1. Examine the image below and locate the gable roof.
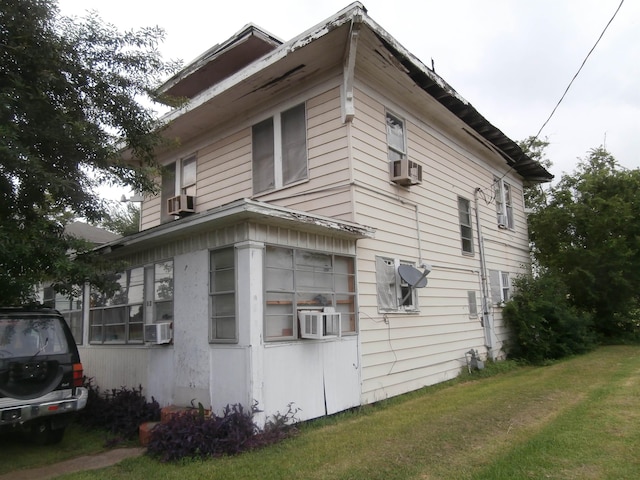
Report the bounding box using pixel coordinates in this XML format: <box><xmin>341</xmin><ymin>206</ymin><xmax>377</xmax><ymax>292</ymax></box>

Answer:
<box><xmin>158</xmin><ymin>2</ymin><xmax>552</xmax><ymax>183</ymax></box>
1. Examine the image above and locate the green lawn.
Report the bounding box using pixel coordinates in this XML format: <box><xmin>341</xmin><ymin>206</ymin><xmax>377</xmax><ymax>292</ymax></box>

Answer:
<box><xmin>5</xmin><ymin>345</ymin><xmax>640</xmax><ymax>479</ymax></box>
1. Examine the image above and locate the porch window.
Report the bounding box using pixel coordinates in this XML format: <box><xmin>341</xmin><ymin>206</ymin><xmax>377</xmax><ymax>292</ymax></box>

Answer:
<box><xmin>210</xmin><ymin>247</ymin><xmax>236</xmax><ymax>342</ymax></box>
<box><xmin>458</xmin><ymin>196</ymin><xmax>474</xmax><ymax>254</ymax></box>
<box><xmin>90</xmin><ymin>267</ymin><xmax>144</xmax><ymax>344</ymax></box>
<box><xmin>152</xmin><ymin>261</ymin><xmax>174</xmax><ymax>322</ymax></box>
<box><xmin>375</xmin><ymin>256</ymin><xmax>419</xmax><ymax>312</ymax></box>
<box><xmin>264</xmin><ymin>246</ymin><xmax>356</xmax><ymax>341</ymax></box>
<box><xmin>252</xmin><ymin>103</ymin><xmax>307</xmax><ymax>194</ymax></box>
<box><xmin>41</xmin><ymin>286</ymin><xmax>84</xmax><ymax>344</ymax></box>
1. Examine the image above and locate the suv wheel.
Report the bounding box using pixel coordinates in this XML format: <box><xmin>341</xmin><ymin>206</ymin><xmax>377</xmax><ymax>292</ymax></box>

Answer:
<box><xmin>30</xmin><ymin>419</ymin><xmax>65</xmax><ymax>445</ymax></box>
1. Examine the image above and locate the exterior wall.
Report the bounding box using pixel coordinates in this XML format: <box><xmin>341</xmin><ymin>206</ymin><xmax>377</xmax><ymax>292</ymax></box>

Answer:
<box><xmin>350</xmin><ymin>83</ymin><xmax>531</xmax><ymax>404</ymax></box>
<box><xmin>140</xmin><ymin>80</ymin><xmax>354</xmax><ymax>230</ymax></box>
<box><xmin>79</xmin><ymin>222</ymin><xmax>360</xmax><ymax>424</ymax></box>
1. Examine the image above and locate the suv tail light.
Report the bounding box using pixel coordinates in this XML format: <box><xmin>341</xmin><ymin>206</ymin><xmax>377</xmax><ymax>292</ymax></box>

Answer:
<box><xmin>72</xmin><ymin>363</ymin><xmax>84</xmax><ymax>388</ymax></box>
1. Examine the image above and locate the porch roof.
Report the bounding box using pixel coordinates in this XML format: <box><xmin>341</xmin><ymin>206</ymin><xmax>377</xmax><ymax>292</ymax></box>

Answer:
<box><xmin>95</xmin><ymin>198</ymin><xmax>375</xmax><ymax>254</ymax></box>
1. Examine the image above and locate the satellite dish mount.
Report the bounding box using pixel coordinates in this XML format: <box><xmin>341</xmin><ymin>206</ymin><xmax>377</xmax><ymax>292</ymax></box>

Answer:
<box><xmin>398</xmin><ymin>263</ymin><xmax>431</xmax><ymax>304</ymax></box>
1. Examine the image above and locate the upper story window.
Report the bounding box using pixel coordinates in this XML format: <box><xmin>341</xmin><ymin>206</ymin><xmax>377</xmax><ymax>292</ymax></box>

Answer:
<box><xmin>458</xmin><ymin>196</ymin><xmax>474</xmax><ymax>254</ymax></box>
<box><xmin>252</xmin><ymin>103</ymin><xmax>307</xmax><ymax>194</ymax></box>
<box><xmin>494</xmin><ymin>177</ymin><xmax>514</xmax><ymax>229</ymax></box>
<box><xmin>375</xmin><ymin>256</ymin><xmax>419</xmax><ymax>313</ymax></box>
<box><xmin>264</xmin><ymin>246</ymin><xmax>356</xmax><ymax>341</ymax></box>
<box><xmin>386</xmin><ymin>112</ymin><xmax>406</xmax><ymax>161</ymax></box>
<box><xmin>161</xmin><ymin>156</ymin><xmax>197</xmax><ymax>223</ymax></box>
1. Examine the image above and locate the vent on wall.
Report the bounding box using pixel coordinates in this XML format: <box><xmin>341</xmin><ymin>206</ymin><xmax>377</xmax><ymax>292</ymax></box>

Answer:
<box><xmin>167</xmin><ymin>194</ymin><xmax>195</xmax><ymax>216</ymax></box>
<box><xmin>390</xmin><ymin>159</ymin><xmax>422</xmax><ymax>186</ymax></box>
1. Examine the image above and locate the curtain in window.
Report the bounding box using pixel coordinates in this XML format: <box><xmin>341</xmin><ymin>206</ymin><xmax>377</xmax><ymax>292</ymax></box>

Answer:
<box><xmin>376</xmin><ymin>257</ymin><xmax>397</xmax><ymax>310</ymax></box>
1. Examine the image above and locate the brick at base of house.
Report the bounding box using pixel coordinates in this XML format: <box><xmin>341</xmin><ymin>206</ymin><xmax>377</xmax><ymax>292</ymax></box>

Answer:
<box><xmin>139</xmin><ymin>421</ymin><xmax>160</xmax><ymax>447</ymax></box>
<box><xmin>139</xmin><ymin>405</ymin><xmax>213</xmax><ymax>446</ymax></box>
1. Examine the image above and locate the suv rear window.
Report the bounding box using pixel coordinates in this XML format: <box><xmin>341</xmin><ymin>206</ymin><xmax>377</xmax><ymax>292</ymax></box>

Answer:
<box><xmin>0</xmin><ymin>317</ymin><xmax>70</xmax><ymax>358</ymax></box>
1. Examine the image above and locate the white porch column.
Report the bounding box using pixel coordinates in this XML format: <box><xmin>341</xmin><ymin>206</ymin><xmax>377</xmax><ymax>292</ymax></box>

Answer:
<box><xmin>235</xmin><ymin>240</ymin><xmax>266</xmax><ymax>424</ymax></box>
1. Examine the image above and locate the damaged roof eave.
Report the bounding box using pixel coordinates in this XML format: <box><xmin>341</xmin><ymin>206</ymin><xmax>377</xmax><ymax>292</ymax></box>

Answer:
<box><xmin>94</xmin><ymin>198</ymin><xmax>375</xmax><ymax>255</ymax></box>
<box><xmin>158</xmin><ymin>2</ymin><xmax>368</xmax><ymax>128</ymax></box>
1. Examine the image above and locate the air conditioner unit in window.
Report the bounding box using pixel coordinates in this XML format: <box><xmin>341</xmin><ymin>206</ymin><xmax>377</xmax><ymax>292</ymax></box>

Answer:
<box><xmin>144</xmin><ymin>322</ymin><xmax>173</xmax><ymax>344</ymax></box>
<box><xmin>167</xmin><ymin>194</ymin><xmax>195</xmax><ymax>216</ymax></box>
<box><xmin>497</xmin><ymin>214</ymin><xmax>508</xmax><ymax>229</ymax></box>
<box><xmin>298</xmin><ymin>309</ymin><xmax>341</xmax><ymax>339</ymax></box>
<box><xmin>390</xmin><ymin>159</ymin><xmax>422</xmax><ymax>186</ymax></box>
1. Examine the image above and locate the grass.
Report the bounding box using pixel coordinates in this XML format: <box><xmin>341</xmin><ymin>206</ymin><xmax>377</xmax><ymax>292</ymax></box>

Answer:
<box><xmin>0</xmin><ymin>424</ymin><xmax>122</xmax><ymax>475</ymax></box>
<box><xmin>4</xmin><ymin>345</ymin><xmax>640</xmax><ymax>479</ymax></box>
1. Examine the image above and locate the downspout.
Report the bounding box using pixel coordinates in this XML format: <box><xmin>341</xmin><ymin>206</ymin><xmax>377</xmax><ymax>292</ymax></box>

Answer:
<box><xmin>474</xmin><ymin>188</ymin><xmax>496</xmax><ymax>359</ymax></box>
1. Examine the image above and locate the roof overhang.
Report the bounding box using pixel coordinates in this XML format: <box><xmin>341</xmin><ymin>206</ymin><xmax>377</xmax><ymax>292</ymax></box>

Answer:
<box><xmin>95</xmin><ymin>198</ymin><xmax>375</xmax><ymax>255</ymax></box>
<box><xmin>155</xmin><ymin>1</ymin><xmax>552</xmax><ymax>183</ymax></box>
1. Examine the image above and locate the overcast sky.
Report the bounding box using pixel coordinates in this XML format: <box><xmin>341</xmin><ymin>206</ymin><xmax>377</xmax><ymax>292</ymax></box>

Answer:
<box><xmin>58</xmin><ymin>0</ymin><xmax>638</xmax><ymax>199</ymax></box>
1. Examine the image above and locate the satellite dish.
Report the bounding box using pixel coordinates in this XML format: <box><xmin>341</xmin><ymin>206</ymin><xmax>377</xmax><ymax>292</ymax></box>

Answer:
<box><xmin>398</xmin><ymin>264</ymin><xmax>430</xmax><ymax>288</ymax></box>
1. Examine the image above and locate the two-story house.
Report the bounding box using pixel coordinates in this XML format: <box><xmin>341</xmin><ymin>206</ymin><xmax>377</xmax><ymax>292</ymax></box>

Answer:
<box><xmin>58</xmin><ymin>2</ymin><xmax>551</xmax><ymax>424</ymax></box>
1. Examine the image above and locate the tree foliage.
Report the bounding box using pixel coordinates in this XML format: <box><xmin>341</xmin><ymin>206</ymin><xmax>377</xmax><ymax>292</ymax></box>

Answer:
<box><xmin>100</xmin><ymin>202</ymin><xmax>140</xmax><ymax>237</ymax></box>
<box><xmin>528</xmin><ymin>146</ymin><xmax>640</xmax><ymax>340</ymax></box>
<box><xmin>0</xmin><ymin>0</ymin><xmax>180</xmax><ymax>304</ymax></box>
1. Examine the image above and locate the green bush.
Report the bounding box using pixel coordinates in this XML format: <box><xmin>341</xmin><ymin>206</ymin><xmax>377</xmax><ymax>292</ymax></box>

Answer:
<box><xmin>503</xmin><ymin>273</ymin><xmax>596</xmax><ymax>364</ymax></box>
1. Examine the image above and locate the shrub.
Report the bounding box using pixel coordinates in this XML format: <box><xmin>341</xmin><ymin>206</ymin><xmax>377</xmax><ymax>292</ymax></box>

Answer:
<box><xmin>503</xmin><ymin>273</ymin><xmax>596</xmax><ymax>364</ymax></box>
<box><xmin>75</xmin><ymin>377</ymin><xmax>160</xmax><ymax>442</ymax></box>
<box><xmin>147</xmin><ymin>401</ymin><xmax>299</xmax><ymax>462</ymax></box>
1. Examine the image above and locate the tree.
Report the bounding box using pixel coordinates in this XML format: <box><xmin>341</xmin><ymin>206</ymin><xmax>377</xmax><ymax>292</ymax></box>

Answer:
<box><xmin>528</xmin><ymin>146</ymin><xmax>640</xmax><ymax>339</ymax></box>
<box><xmin>100</xmin><ymin>202</ymin><xmax>141</xmax><ymax>237</ymax></box>
<box><xmin>0</xmin><ymin>0</ymin><xmax>180</xmax><ymax>304</ymax></box>
<box><xmin>518</xmin><ymin>136</ymin><xmax>552</xmax><ymax>212</ymax></box>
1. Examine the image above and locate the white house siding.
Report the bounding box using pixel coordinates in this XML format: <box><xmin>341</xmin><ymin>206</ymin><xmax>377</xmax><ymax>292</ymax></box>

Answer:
<box><xmin>350</xmin><ymin>83</ymin><xmax>532</xmax><ymax>405</ymax></box>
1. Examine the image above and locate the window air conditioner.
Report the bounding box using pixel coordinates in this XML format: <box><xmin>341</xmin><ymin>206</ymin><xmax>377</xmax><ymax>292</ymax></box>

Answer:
<box><xmin>144</xmin><ymin>322</ymin><xmax>173</xmax><ymax>344</ymax></box>
<box><xmin>497</xmin><ymin>214</ymin><xmax>508</xmax><ymax>229</ymax></box>
<box><xmin>298</xmin><ymin>309</ymin><xmax>341</xmax><ymax>339</ymax></box>
<box><xmin>390</xmin><ymin>159</ymin><xmax>422</xmax><ymax>186</ymax></box>
<box><xmin>167</xmin><ymin>194</ymin><xmax>195</xmax><ymax>216</ymax></box>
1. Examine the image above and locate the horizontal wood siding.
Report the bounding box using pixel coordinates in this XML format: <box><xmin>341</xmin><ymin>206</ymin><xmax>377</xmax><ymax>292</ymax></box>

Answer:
<box><xmin>351</xmin><ymin>84</ymin><xmax>531</xmax><ymax>404</ymax></box>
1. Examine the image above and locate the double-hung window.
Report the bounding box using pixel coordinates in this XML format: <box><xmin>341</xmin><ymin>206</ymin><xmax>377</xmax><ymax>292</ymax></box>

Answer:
<box><xmin>161</xmin><ymin>155</ymin><xmax>197</xmax><ymax>223</ymax></box>
<box><xmin>375</xmin><ymin>256</ymin><xmax>419</xmax><ymax>312</ymax></box>
<box><xmin>252</xmin><ymin>103</ymin><xmax>307</xmax><ymax>194</ymax></box>
<box><xmin>210</xmin><ymin>247</ymin><xmax>236</xmax><ymax>342</ymax></box>
<box><xmin>490</xmin><ymin>270</ymin><xmax>511</xmax><ymax>305</ymax></box>
<box><xmin>151</xmin><ymin>261</ymin><xmax>174</xmax><ymax>322</ymax></box>
<box><xmin>494</xmin><ymin>178</ymin><xmax>514</xmax><ymax>229</ymax></box>
<box><xmin>386</xmin><ymin>112</ymin><xmax>406</xmax><ymax>161</ymax></box>
<box><xmin>264</xmin><ymin>246</ymin><xmax>356</xmax><ymax>340</ymax></box>
<box><xmin>458</xmin><ymin>196</ymin><xmax>474</xmax><ymax>254</ymax></box>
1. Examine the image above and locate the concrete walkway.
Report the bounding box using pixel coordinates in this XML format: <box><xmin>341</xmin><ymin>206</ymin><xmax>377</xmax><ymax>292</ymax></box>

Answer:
<box><xmin>0</xmin><ymin>447</ymin><xmax>146</xmax><ymax>480</ymax></box>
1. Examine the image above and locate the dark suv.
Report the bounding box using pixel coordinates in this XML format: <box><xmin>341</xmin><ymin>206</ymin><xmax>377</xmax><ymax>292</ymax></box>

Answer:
<box><xmin>0</xmin><ymin>307</ymin><xmax>88</xmax><ymax>444</ymax></box>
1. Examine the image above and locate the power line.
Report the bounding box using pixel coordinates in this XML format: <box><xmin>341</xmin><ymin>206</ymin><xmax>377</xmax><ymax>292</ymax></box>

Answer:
<box><xmin>481</xmin><ymin>0</ymin><xmax>625</xmax><ymax>200</ymax></box>
<box><xmin>533</xmin><ymin>0</ymin><xmax>625</xmax><ymax>141</ymax></box>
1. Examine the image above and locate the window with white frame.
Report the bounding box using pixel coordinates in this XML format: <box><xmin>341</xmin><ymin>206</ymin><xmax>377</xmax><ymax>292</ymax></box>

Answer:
<box><xmin>386</xmin><ymin>112</ymin><xmax>406</xmax><ymax>161</ymax></box>
<box><xmin>494</xmin><ymin>177</ymin><xmax>514</xmax><ymax>229</ymax></box>
<box><xmin>375</xmin><ymin>256</ymin><xmax>419</xmax><ymax>312</ymax></box>
<box><xmin>467</xmin><ymin>291</ymin><xmax>478</xmax><ymax>318</ymax></box>
<box><xmin>160</xmin><ymin>156</ymin><xmax>197</xmax><ymax>223</ymax></box>
<box><xmin>489</xmin><ymin>270</ymin><xmax>511</xmax><ymax>305</ymax></box>
<box><xmin>40</xmin><ymin>286</ymin><xmax>84</xmax><ymax>344</ymax></box>
<box><xmin>90</xmin><ymin>260</ymin><xmax>174</xmax><ymax>344</ymax></box>
<box><xmin>458</xmin><ymin>196</ymin><xmax>474</xmax><ymax>254</ymax></box>
<box><xmin>90</xmin><ymin>267</ymin><xmax>145</xmax><ymax>344</ymax></box>
<box><xmin>151</xmin><ymin>261</ymin><xmax>174</xmax><ymax>322</ymax></box>
<box><xmin>252</xmin><ymin>103</ymin><xmax>307</xmax><ymax>194</ymax></box>
<box><xmin>210</xmin><ymin>247</ymin><xmax>236</xmax><ymax>342</ymax></box>
<box><xmin>264</xmin><ymin>246</ymin><xmax>356</xmax><ymax>341</ymax></box>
